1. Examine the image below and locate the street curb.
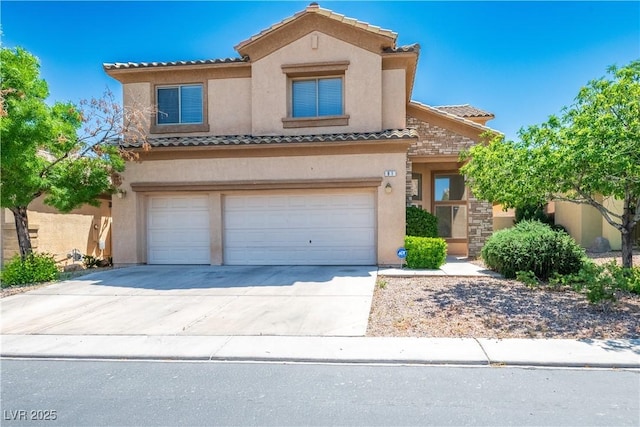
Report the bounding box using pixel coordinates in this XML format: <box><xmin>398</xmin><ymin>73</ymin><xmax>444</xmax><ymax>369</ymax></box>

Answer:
<box><xmin>2</xmin><ymin>335</ymin><xmax>639</xmax><ymax>368</ymax></box>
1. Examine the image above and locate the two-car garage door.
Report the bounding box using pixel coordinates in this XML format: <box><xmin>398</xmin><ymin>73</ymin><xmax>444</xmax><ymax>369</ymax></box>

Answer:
<box><xmin>224</xmin><ymin>193</ymin><xmax>375</xmax><ymax>265</ymax></box>
<box><xmin>147</xmin><ymin>192</ymin><xmax>375</xmax><ymax>265</ymax></box>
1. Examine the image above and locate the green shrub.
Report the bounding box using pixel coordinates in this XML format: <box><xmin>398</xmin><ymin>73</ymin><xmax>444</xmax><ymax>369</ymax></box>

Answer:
<box><xmin>515</xmin><ymin>203</ymin><xmax>550</xmax><ymax>224</ymax></box>
<box><xmin>549</xmin><ymin>261</ymin><xmax>640</xmax><ymax>304</ymax></box>
<box><xmin>406</xmin><ymin>206</ymin><xmax>438</xmax><ymax>238</ymax></box>
<box><xmin>516</xmin><ymin>270</ymin><xmax>539</xmax><ymax>288</ymax></box>
<box><xmin>481</xmin><ymin>220</ymin><xmax>585</xmax><ymax>281</ymax></box>
<box><xmin>1</xmin><ymin>253</ymin><xmax>59</xmax><ymax>287</ymax></box>
<box><xmin>623</xmin><ymin>267</ymin><xmax>640</xmax><ymax>294</ymax></box>
<box><xmin>515</xmin><ymin>203</ymin><xmax>571</xmax><ymax>232</ymax></box>
<box><xmin>404</xmin><ymin>236</ymin><xmax>447</xmax><ymax>269</ymax></box>
<box><xmin>597</xmin><ymin>261</ymin><xmax>640</xmax><ymax>295</ymax></box>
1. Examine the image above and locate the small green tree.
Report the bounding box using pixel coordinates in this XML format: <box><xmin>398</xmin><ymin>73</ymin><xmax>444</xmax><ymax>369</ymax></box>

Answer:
<box><xmin>0</xmin><ymin>47</ymin><xmax>150</xmax><ymax>259</ymax></box>
<box><xmin>406</xmin><ymin>206</ymin><xmax>438</xmax><ymax>237</ymax></box>
<box><xmin>461</xmin><ymin>60</ymin><xmax>640</xmax><ymax>268</ymax></box>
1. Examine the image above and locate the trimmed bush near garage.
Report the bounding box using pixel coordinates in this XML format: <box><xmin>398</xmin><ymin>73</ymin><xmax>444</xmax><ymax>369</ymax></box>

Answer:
<box><xmin>406</xmin><ymin>206</ymin><xmax>438</xmax><ymax>238</ymax></box>
<box><xmin>1</xmin><ymin>253</ymin><xmax>59</xmax><ymax>287</ymax></box>
<box><xmin>404</xmin><ymin>236</ymin><xmax>447</xmax><ymax>269</ymax></box>
<box><xmin>482</xmin><ymin>220</ymin><xmax>585</xmax><ymax>281</ymax></box>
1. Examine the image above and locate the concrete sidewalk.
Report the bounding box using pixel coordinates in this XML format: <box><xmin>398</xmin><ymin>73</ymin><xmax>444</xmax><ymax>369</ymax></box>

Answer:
<box><xmin>2</xmin><ymin>335</ymin><xmax>638</xmax><ymax>368</ymax></box>
<box><xmin>379</xmin><ymin>257</ymin><xmax>502</xmax><ymax>277</ymax></box>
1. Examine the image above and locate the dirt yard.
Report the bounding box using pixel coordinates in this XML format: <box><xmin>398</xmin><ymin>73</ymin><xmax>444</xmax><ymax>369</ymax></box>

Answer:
<box><xmin>367</xmin><ymin>251</ymin><xmax>640</xmax><ymax>339</ymax></box>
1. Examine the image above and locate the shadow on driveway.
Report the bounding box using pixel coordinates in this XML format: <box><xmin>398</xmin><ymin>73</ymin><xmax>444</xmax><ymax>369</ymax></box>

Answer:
<box><xmin>1</xmin><ymin>265</ymin><xmax>377</xmax><ymax>336</ymax></box>
<box><xmin>75</xmin><ymin>265</ymin><xmax>375</xmax><ymax>290</ymax></box>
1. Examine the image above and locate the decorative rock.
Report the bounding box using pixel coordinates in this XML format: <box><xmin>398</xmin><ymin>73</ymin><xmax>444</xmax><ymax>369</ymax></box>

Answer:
<box><xmin>96</xmin><ymin>259</ymin><xmax>111</xmax><ymax>268</ymax></box>
<box><xmin>589</xmin><ymin>237</ymin><xmax>611</xmax><ymax>253</ymax></box>
<box><xmin>63</xmin><ymin>263</ymin><xmax>85</xmax><ymax>272</ymax></box>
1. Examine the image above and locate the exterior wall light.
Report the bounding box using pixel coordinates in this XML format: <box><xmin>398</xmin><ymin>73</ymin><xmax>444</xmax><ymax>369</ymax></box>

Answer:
<box><xmin>385</xmin><ymin>182</ymin><xmax>392</xmax><ymax>194</ymax></box>
<box><xmin>116</xmin><ymin>189</ymin><xmax>127</xmax><ymax>199</ymax></box>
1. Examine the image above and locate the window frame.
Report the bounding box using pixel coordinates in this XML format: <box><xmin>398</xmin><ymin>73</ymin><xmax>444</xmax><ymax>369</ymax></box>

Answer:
<box><xmin>281</xmin><ymin>61</ymin><xmax>350</xmax><ymax>129</ymax></box>
<box><xmin>411</xmin><ymin>173</ymin><xmax>422</xmax><ymax>201</ymax></box>
<box><xmin>151</xmin><ymin>82</ymin><xmax>209</xmax><ymax>134</ymax></box>
<box><xmin>432</xmin><ymin>171</ymin><xmax>469</xmax><ymax>242</ymax></box>
<box><xmin>290</xmin><ymin>76</ymin><xmax>344</xmax><ymax>119</ymax></box>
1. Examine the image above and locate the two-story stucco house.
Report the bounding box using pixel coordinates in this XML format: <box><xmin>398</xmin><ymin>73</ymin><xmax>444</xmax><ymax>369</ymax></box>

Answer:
<box><xmin>104</xmin><ymin>4</ymin><xmax>496</xmax><ymax>266</ymax></box>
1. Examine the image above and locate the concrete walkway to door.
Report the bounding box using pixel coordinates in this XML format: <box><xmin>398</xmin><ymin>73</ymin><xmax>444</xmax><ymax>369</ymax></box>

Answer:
<box><xmin>0</xmin><ymin>266</ymin><xmax>377</xmax><ymax>337</ymax></box>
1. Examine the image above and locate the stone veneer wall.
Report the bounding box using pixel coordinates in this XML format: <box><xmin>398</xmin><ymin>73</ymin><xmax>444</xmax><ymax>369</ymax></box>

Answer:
<box><xmin>406</xmin><ymin>116</ymin><xmax>478</xmax><ymax>156</ymax></box>
<box><xmin>406</xmin><ymin>114</ymin><xmax>493</xmax><ymax>258</ymax></box>
<box><xmin>467</xmin><ymin>192</ymin><xmax>494</xmax><ymax>257</ymax></box>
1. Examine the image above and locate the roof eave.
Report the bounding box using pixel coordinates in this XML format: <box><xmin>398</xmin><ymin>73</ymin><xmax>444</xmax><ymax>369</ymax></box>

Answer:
<box><xmin>103</xmin><ymin>60</ymin><xmax>249</xmax><ymax>76</ymax></box>
<box><xmin>235</xmin><ymin>5</ymin><xmax>397</xmax><ymax>54</ymax></box>
<box><xmin>408</xmin><ymin>101</ymin><xmax>502</xmax><ymax>139</ymax></box>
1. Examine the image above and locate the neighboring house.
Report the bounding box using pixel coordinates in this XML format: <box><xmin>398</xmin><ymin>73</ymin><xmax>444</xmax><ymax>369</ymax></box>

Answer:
<box><xmin>0</xmin><ymin>196</ymin><xmax>112</xmax><ymax>267</ymax></box>
<box><xmin>555</xmin><ymin>199</ymin><xmax>640</xmax><ymax>251</ymax></box>
<box><xmin>103</xmin><ymin>4</ymin><xmax>496</xmax><ymax>266</ymax></box>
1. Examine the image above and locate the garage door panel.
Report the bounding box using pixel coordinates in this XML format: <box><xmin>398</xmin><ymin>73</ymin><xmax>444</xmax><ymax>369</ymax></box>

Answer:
<box><xmin>150</xmin><ymin>198</ymin><xmax>170</xmax><ymax>208</ymax></box>
<box><xmin>187</xmin><ymin>213</ymin><xmax>210</xmax><ymax>228</ymax></box>
<box><xmin>150</xmin><ymin>248</ymin><xmax>210</xmax><ymax>265</ymax></box>
<box><xmin>149</xmin><ymin>226</ymin><xmax>209</xmax><ymax>240</ymax></box>
<box><xmin>148</xmin><ymin>196</ymin><xmax>211</xmax><ymax>265</ymax></box>
<box><xmin>224</xmin><ymin>193</ymin><xmax>375</xmax><ymax>265</ymax></box>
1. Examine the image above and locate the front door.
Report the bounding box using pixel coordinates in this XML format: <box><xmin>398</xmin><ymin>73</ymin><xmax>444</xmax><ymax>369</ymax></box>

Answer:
<box><xmin>433</xmin><ymin>172</ymin><xmax>468</xmax><ymax>255</ymax></box>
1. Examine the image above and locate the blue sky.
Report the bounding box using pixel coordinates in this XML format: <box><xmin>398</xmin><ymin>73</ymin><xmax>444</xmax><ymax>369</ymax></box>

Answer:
<box><xmin>2</xmin><ymin>1</ymin><xmax>639</xmax><ymax>140</ymax></box>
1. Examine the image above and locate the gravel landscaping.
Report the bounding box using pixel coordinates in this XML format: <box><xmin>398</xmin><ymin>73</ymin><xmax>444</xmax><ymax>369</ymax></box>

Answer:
<box><xmin>3</xmin><ymin>252</ymin><xmax>639</xmax><ymax>340</ymax></box>
<box><xmin>368</xmin><ymin>251</ymin><xmax>640</xmax><ymax>339</ymax></box>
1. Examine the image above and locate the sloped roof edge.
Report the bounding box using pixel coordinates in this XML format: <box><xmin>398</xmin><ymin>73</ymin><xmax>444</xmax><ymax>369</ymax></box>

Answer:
<box><xmin>103</xmin><ymin>57</ymin><xmax>248</xmax><ymax>71</ymax></box>
<box><xmin>435</xmin><ymin>104</ymin><xmax>494</xmax><ymax>118</ymax></box>
<box><xmin>234</xmin><ymin>3</ymin><xmax>397</xmax><ymax>53</ymax></box>
<box><xmin>409</xmin><ymin>101</ymin><xmax>502</xmax><ymax>136</ymax></box>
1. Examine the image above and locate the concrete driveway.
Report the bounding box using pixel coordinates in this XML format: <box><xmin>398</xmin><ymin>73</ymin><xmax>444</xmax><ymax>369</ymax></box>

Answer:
<box><xmin>1</xmin><ymin>265</ymin><xmax>377</xmax><ymax>337</ymax></box>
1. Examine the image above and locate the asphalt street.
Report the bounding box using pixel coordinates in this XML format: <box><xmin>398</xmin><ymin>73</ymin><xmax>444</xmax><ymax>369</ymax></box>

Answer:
<box><xmin>1</xmin><ymin>360</ymin><xmax>638</xmax><ymax>426</ymax></box>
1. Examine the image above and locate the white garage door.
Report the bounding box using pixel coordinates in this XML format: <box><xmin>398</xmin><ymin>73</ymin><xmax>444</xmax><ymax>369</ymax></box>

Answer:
<box><xmin>147</xmin><ymin>196</ymin><xmax>210</xmax><ymax>264</ymax></box>
<box><xmin>224</xmin><ymin>192</ymin><xmax>375</xmax><ymax>265</ymax></box>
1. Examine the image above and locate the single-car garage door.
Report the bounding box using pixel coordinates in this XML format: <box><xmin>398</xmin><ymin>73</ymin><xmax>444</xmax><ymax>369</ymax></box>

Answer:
<box><xmin>147</xmin><ymin>196</ymin><xmax>211</xmax><ymax>264</ymax></box>
<box><xmin>224</xmin><ymin>192</ymin><xmax>375</xmax><ymax>265</ymax></box>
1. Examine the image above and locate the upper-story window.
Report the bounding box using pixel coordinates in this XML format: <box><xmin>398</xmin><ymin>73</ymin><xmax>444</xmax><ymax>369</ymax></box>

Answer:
<box><xmin>281</xmin><ymin>61</ymin><xmax>350</xmax><ymax>129</ymax></box>
<box><xmin>292</xmin><ymin>77</ymin><xmax>343</xmax><ymax>118</ymax></box>
<box><xmin>157</xmin><ymin>84</ymin><xmax>203</xmax><ymax>125</ymax></box>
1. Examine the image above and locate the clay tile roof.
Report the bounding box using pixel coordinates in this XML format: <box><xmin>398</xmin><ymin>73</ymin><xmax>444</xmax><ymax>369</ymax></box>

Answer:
<box><xmin>234</xmin><ymin>3</ymin><xmax>397</xmax><ymax>51</ymax></box>
<box><xmin>409</xmin><ymin>101</ymin><xmax>501</xmax><ymax>135</ymax></box>
<box><xmin>120</xmin><ymin>129</ymin><xmax>418</xmax><ymax>149</ymax></box>
<box><xmin>434</xmin><ymin>104</ymin><xmax>494</xmax><ymax>118</ymax></box>
<box><xmin>103</xmin><ymin>57</ymin><xmax>248</xmax><ymax>70</ymax></box>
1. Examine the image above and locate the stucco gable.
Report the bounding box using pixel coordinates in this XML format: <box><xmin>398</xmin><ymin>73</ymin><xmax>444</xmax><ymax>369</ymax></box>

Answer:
<box><xmin>235</xmin><ymin>3</ymin><xmax>398</xmax><ymax>61</ymax></box>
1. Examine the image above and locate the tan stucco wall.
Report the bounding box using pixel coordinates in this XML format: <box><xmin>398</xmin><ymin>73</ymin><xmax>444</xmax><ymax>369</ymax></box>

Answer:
<box><xmin>113</xmin><ymin>151</ymin><xmax>407</xmax><ymax>266</ymax></box>
<box><xmin>601</xmin><ymin>198</ymin><xmax>623</xmax><ymax>250</ymax></box>
<box><xmin>209</xmin><ymin>77</ymin><xmax>252</xmax><ymax>135</ymax></box>
<box><xmin>2</xmin><ymin>197</ymin><xmax>111</xmax><ymax>266</ymax></box>
<box><xmin>251</xmin><ymin>31</ymin><xmax>383</xmax><ymax>136</ymax></box>
<box><xmin>123</xmin><ymin>82</ymin><xmax>151</xmax><ymax>117</ymax></box>
<box><xmin>493</xmin><ymin>205</ymin><xmax>515</xmax><ymax>231</ymax></box>
<box><xmin>555</xmin><ymin>200</ymin><xmax>602</xmax><ymax>248</ymax></box>
<box><xmin>382</xmin><ymin>69</ymin><xmax>406</xmax><ymax>130</ymax></box>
